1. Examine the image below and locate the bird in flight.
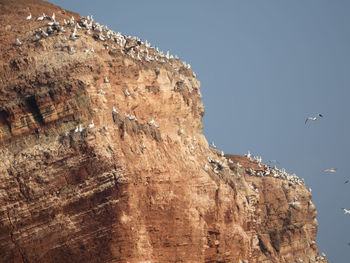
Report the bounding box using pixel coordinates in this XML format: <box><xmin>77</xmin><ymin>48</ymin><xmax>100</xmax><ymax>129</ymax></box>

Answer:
<box><xmin>342</xmin><ymin>208</ymin><xmax>350</xmax><ymax>214</ymax></box>
<box><xmin>324</xmin><ymin>168</ymin><xmax>337</xmax><ymax>173</ymax></box>
<box><xmin>305</xmin><ymin>113</ymin><xmax>323</xmax><ymax>124</ymax></box>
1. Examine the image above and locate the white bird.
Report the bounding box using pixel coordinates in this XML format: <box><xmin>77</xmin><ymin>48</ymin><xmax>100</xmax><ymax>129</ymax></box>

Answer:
<box><xmin>104</xmin><ymin>77</ymin><xmax>109</xmax><ymax>83</ymax></box>
<box><xmin>16</xmin><ymin>38</ymin><xmax>22</xmax><ymax>46</ymax></box>
<box><xmin>246</xmin><ymin>150</ymin><xmax>251</xmax><ymax>159</ymax></box>
<box><xmin>211</xmin><ymin>141</ymin><xmax>216</xmax><ymax>148</ymax></box>
<box><xmin>342</xmin><ymin>208</ymin><xmax>350</xmax><ymax>214</ymax></box>
<box><xmin>90</xmin><ymin>47</ymin><xmax>94</xmax><ymax>53</ymax></box>
<box><xmin>37</xmin><ymin>14</ymin><xmax>45</xmax><ymax>21</ymax></box>
<box><xmin>324</xmin><ymin>168</ymin><xmax>337</xmax><ymax>173</ymax></box>
<box><xmin>41</xmin><ymin>31</ymin><xmax>49</xmax><ymax>38</ymax></box>
<box><xmin>25</xmin><ymin>13</ymin><xmax>32</xmax><ymax>20</ymax></box>
<box><xmin>124</xmin><ymin>89</ymin><xmax>130</xmax><ymax>96</ymax></box>
<box><xmin>88</xmin><ymin>120</ymin><xmax>94</xmax><ymax>129</ymax></box>
<box><xmin>305</xmin><ymin>113</ymin><xmax>323</xmax><ymax>124</ymax></box>
<box><xmin>51</xmin><ymin>13</ymin><xmax>55</xmax><ymax>21</ymax></box>
<box><xmin>70</xmin><ymin>27</ymin><xmax>78</xmax><ymax>40</ymax></box>
<box><xmin>70</xmin><ymin>16</ymin><xmax>75</xmax><ymax>25</ymax></box>
<box><xmin>112</xmin><ymin>106</ymin><xmax>118</xmax><ymax>114</ymax></box>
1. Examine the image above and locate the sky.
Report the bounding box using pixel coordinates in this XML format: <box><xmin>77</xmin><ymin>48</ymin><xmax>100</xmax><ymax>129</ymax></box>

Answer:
<box><xmin>49</xmin><ymin>1</ymin><xmax>350</xmax><ymax>262</ymax></box>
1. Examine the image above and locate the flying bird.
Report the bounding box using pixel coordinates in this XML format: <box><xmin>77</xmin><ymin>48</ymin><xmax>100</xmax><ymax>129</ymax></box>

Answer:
<box><xmin>342</xmin><ymin>208</ymin><xmax>350</xmax><ymax>214</ymax></box>
<box><xmin>344</xmin><ymin>179</ymin><xmax>349</xmax><ymax>184</ymax></box>
<box><xmin>305</xmin><ymin>113</ymin><xmax>323</xmax><ymax>124</ymax></box>
<box><xmin>324</xmin><ymin>168</ymin><xmax>337</xmax><ymax>173</ymax></box>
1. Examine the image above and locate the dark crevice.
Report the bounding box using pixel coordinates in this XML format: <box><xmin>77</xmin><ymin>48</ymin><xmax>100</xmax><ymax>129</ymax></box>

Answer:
<box><xmin>26</xmin><ymin>95</ymin><xmax>43</xmax><ymax>124</ymax></box>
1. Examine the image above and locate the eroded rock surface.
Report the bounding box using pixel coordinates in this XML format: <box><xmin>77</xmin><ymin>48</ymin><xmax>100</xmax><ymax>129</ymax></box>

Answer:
<box><xmin>0</xmin><ymin>1</ymin><xmax>328</xmax><ymax>262</ymax></box>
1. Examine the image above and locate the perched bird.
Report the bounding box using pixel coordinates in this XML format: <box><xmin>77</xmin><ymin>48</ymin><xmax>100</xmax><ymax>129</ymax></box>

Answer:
<box><xmin>36</xmin><ymin>13</ymin><xmax>46</xmax><ymax>21</ymax></box>
<box><xmin>246</xmin><ymin>150</ymin><xmax>251</xmax><ymax>159</ymax></box>
<box><xmin>324</xmin><ymin>168</ymin><xmax>337</xmax><ymax>173</ymax></box>
<box><xmin>124</xmin><ymin>89</ymin><xmax>130</xmax><ymax>96</ymax></box>
<box><xmin>211</xmin><ymin>141</ymin><xmax>216</xmax><ymax>148</ymax></box>
<box><xmin>342</xmin><ymin>208</ymin><xmax>350</xmax><ymax>214</ymax></box>
<box><xmin>51</xmin><ymin>13</ymin><xmax>55</xmax><ymax>21</ymax></box>
<box><xmin>104</xmin><ymin>77</ymin><xmax>109</xmax><ymax>83</ymax></box>
<box><xmin>25</xmin><ymin>13</ymin><xmax>32</xmax><ymax>20</ymax></box>
<box><xmin>16</xmin><ymin>38</ymin><xmax>22</xmax><ymax>46</ymax></box>
<box><xmin>112</xmin><ymin>106</ymin><xmax>118</xmax><ymax>114</ymax></box>
<box><xmin>305</xmin><ymin>113</ymin><xmax>323</xmax><ymax>124</ymax></box>
<box><xmin>70</xmin><ymin>27</ymin><xmax>78</xmax><ymax>40</ymax></box>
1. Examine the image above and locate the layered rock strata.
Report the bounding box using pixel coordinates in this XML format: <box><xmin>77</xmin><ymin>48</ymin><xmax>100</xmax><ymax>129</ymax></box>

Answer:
<box><xmin>0</xmin><ymin>1</ymin><xmax>328</xmax><ymax>262</ymax></box>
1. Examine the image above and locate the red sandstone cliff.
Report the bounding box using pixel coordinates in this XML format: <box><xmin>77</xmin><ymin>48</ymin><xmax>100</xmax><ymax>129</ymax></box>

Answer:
<box><xmin>0</xmin><ymin>1</ymin><xmax>329</xmax><ymax>262</ymax></box>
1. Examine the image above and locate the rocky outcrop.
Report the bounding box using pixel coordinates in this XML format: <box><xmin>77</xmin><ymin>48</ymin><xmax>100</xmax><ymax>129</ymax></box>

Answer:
<box><xmin>0</xmin><ymin>1</ymin><xmax>328</xmax><ymax>262</ymax></box>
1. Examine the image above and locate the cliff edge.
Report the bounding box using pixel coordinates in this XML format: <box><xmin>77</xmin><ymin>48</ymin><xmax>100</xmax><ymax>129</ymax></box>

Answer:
<box><xmin>0</xmin><ymin>1</ymin><xmax>328</xmax><ymax>262</ymax></box>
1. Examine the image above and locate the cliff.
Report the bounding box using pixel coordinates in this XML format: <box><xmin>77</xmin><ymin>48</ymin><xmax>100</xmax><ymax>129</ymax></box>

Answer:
<box><xmin>0</xmin><ymin>1</ymin><xmax>329</xmax><ymax>262</ymax></box>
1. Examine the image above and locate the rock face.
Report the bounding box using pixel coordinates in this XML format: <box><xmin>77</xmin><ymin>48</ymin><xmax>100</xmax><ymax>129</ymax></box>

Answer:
<box><xmin>0</xmin><ymin>1</ymin><xmax>328</xmax><ymax>262</ymax></box>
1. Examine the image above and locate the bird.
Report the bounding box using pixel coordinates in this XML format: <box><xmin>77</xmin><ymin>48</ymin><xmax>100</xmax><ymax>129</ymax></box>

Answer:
<box><xmin>16</xmin><ymin>38</ymin><xmax>22</xmax><ymax>46</ymax></box>
<box><xmin>25</xmin><ymin>13</ymin><xmax>32</xmax><ymax>20</ymax></box>
<box><xmin>88</xmin><ymin>120</ymin><xmax>94</xmax><ymax>129</ymax></box>
<box><xmin>104</xmin><ymin>77</ymin><xmax>109</xmax><ymax>83</ymax></box>
<box><xmin>70</xmin><ymin>27</ymin><xmax>78</xmax><ymax>40</ymax></box>
<box><xmin>124</xmin><ymin>89</ymin><xmax>130</xmax><ymax>96</ymax></box>
<box><xmin>51</xmin><ymin>13</ymin><xmax>55</xmax><ymax>21</ymax></box>
<box><xmin>342</xmin><ymin>208</ymin><xmax>350</xmax><ymax>214</ymax></box>
<box><xmin>211</xmin><ymin>141</ymin><xmax>216</xmax><ymax>148</ymax></box>
<box><xmin>112</xmin><ymin>106</ymin><xmax>118</xmax><ymax>114</ymax></box>
<box><xmin>36</xmin><ymin>13</ymin><xmax>46</xmax><ymax>21</ymax></box>
<box><xmin>324</xmin><ymin>168</ymin><xmax>337</xmax><ymax>173</ymax></box>
<box><xmin>344</xmin><ymin>179</ymin><xmax>349</xmax><ymax>184</ymax></box>
<box><xmin>246</xmin><ymin>151</ymin><xmax>251</xmax><ymax>159</ymax></box>
<box><xmin>305</xmin><ymin>113</ymin><xmax>323</xmax><ymax>124</ymax></box>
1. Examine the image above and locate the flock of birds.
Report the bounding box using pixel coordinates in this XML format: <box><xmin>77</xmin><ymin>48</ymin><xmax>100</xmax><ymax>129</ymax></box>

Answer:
<box><xmin>17</xmin><ymin>12</ymin><xmax>194</xmax><ymax>72</ymax></box>
<box><xmin>305</xmin><ymin>114</ymin><xmax>350</xmax><ymax>219</ymax></box>
<box><xmin>15</xmin><ymin>8</ymin><xmax>348</xmax><ymax>257</ymax></box>
<box><xmin>16</xmin><ymin>10</ymin><xmax>196</xmax><ymax>156</ymax></box>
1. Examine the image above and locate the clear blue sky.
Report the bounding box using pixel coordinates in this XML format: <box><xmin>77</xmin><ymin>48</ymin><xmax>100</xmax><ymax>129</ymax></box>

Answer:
<box><xmin>50</xmin><ymin>1</ymin><xmax>350</xmax><ymax>262</ymax></box>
